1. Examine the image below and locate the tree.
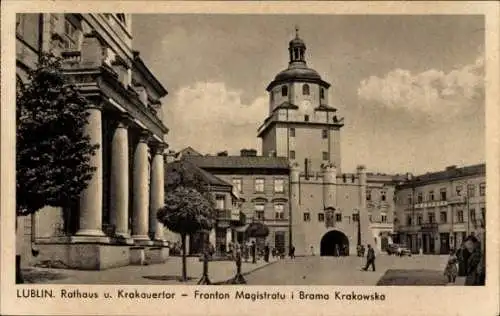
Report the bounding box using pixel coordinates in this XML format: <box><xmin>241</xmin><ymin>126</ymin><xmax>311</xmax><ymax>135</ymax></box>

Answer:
<box><xmin>157</xmin><ymin>186</ymin><xmax>215</xmax><ymax>281</ymax></box>
<box><xmin>16</xmin><ymin>52</ymin><xmax>98</xmax><ymax>282</ymax></box>
<box><xmin>16</xmin><ymin>52</ymin><xmax>98</xmax><ymax>216</ymax></box>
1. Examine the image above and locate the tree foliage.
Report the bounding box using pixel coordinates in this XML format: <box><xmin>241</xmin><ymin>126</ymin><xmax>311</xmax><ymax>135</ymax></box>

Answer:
<box><xmin>157</xmin><ymin>186</ymin><xmax>215</xmax><ymax>235</ymax></box>
<box><xmin>16</xmin><ymin>52</ymin><xmax>99</xmax><ymax>216</ymax></box>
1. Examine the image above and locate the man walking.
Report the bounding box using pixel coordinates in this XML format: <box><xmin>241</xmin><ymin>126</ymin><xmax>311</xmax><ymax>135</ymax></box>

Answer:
<box><xmin>251</xmin><ymin>241</ymin><xmax>257</xmax><ymax>264</ymax></box>
<box><xmin>362</xmin><ymin>244</ymin><xmax>376</xmax><ymax>272</ymax></box>
<box><xmin>289</xmin><ymin>245</ymin><xmax>296</xmax><ymax>259</ymax></box>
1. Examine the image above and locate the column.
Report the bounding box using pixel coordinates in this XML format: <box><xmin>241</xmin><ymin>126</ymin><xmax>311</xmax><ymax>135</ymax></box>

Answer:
<box><xmin>132</xmin><ymin>130</ymin><xmax>152</xmax><ymax>245</ymax></box>
<box><xmin>109</xmin><ymin>113</ymin><xmax>133</xmax><ymax>244</ymax></box>
<box><xmin>74</xmin><ymin>104</ymin><xmax>108</xmax><ymax>242</ymax></box>
<box><xmin>149</xmin><ymin>142</ymin><xmax>167</xmax><ymax>244</ymax></box>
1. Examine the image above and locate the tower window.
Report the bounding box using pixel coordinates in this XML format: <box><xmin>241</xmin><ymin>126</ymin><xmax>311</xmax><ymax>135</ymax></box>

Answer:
<box><xmin>304</xmin><ymin>115</ymin><xmax>309</xmax><ymax>122</ymax></box>
<box><xmin>289</xmin><ymin>150</ymin><xmax>296</xmax><ymax>159</ymax></box>
<box><xmin>290</xmin><ymin>128</ymin><xmax>295</xmax><ymax>137</ymax></box>
<box><xmin>302</xmin><ymin>84</ymin><xmax>310</xmax><ymax>95</ymax></box>
<box><xmin>322</xmin><ymin>151</ymin><xmax>328</xmax><ymax>161</ymax></box>
<box><xmin>281</xmin><ymin>85</ymin><xmax>288</xmax><ymax>97</ymax></box>
<box><xmin>335</xmin><ymin>213</ymin><xmax>342</xmax><ymax>222</ymax></box>
<box><xmin>322</xmin><ymin>129</ymin><xmax>328</xmax><ymax>139</ymax></box>
<box><xmin>320</xmin><ymin>88</ymin><xmax>325</xmax><ymax>99</ymax></box>
<box><xmin>270</xmin><ymin>91</ymin><xmax>274</xmax><ymax>103</ymax></box>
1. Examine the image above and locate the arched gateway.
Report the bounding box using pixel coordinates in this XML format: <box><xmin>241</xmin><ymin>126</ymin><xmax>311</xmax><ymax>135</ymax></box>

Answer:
<box><xmin>320</xmin><ymin>230</ymin><xmax>349</xmax><ymax>256</ymax></box>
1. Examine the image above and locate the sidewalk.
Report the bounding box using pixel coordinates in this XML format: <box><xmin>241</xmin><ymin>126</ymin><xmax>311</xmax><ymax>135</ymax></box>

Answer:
<box><xmin>22</xmin><ymin>256</ymin><xmax>279</xmax><ymax>285</ymax></box>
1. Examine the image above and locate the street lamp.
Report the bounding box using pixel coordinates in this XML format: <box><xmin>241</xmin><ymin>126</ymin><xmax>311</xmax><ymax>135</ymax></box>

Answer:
<box><xmin>406</xmin><ymin>172</ymin><xmax>416</xmax><ymax>253</ymax></box>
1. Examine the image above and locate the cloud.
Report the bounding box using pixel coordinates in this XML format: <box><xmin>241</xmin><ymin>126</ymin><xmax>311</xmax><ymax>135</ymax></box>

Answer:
<box><xmin>357</xmin><ymin>55</ymin><xmax>484</xmax><ymax>117</ymax></box>
<box><xmin>163</xmin><ymin>82</ymin><xmax>268</xmax><ymax>154</ymax></box>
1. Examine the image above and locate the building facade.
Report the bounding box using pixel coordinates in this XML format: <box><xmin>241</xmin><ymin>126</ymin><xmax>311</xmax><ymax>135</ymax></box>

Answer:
<box><xmin>16</xmin><ymin>13</ymin><xmax>170</xmax><ymax>269</ymax></box>
<box><xmin>394</xmin><ymin>164</ymin><xmax>486</xmax><ymax>254</ymax></box>
<box><xmin>165</xmin><ymin>160</ymin><xmax>244</xmax><ymax>256</ymax></box>
<box><xmin>182</xmin><ymin>149</ymin><xmax>291</xmax><ymax>255</ymax></box>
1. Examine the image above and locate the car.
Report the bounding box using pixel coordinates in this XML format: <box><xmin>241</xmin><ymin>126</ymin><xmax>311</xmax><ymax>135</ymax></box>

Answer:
<box><xmin>386</xmin><ymin>244</ymin><xmax>412</xmax><ymax>256</ymax></box>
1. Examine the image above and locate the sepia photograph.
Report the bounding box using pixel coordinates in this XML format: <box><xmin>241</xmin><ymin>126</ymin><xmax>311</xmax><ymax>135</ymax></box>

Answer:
<box><xmin>2</xmin><ymin>2</ymin><xmax>499</xmax><ymax>316</ymax></box>
<box><xmin>13</xmin><ymin>12</ymin><xmax>488</xmax><ymax>286</ymax></box>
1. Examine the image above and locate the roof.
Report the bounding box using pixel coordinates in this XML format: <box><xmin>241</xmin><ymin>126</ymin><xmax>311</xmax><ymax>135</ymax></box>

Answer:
<box><xmin>184</xmin><ymin>155</ymin><xmax>290</xmax><ymax>170</ymax></box>
<box><xmin>396</xmin><ymin>163</ymin><xmax>486</xmax><ymax>189</ymax></box>
<box><xmin>166</xmin><ymin>160</ymin><xmax>233</xmax><ymax>189</ymax></box>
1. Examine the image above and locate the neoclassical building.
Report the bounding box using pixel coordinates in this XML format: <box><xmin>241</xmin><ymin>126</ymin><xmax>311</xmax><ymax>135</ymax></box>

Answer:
<box><xmin>16</xmin><ymin>14</ymin><xmax>170</xmax><ymax>269</ymax></box>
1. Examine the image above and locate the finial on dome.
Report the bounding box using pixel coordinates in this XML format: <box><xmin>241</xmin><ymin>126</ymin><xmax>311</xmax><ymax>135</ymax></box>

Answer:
<box><xmin>295</xmin><ymin>25</ymin><xmax>300</xmax><ymax>38</ymax></box>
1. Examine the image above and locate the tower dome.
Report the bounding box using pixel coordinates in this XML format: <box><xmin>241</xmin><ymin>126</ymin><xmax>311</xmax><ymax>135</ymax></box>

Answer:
<box><xmin>266</xmin><ymin>26</ymin><xmax>330</xmax><ymax>91</ymax></box>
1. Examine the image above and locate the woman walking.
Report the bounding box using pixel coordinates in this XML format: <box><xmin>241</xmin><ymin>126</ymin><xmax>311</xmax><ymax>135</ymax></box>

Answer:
<box><xmin>444</xmin><ymin>249</ymin><xmax>458</xmax><ymax>284</ymax></box>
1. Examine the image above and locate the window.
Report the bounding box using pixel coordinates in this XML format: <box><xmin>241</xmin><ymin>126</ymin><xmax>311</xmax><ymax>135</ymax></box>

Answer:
<box><xmin>16</xmin><ymin>14</ymin><xmax>40</xmax><ymax>49</ymax></box>
<box><xmin>381</xmin><ymin>214</ymin><xmax>387</xmax><ymax>223</ymax></box>
<box><xmin>481</xmin><ymin>207</ymin><xmax>485</xmax><ymax>222</ymax></box>
<box><xmin>254</xmin><ymin>178</ymin><xmax>264</xmax><ymax>192</ymax></box>
<box><xmin>366</xmin><ymin>190</ymin><xmax>372</xmax><ymax>201</ymax></box>
<box><xmin>479</xmin><ymin>183</ymin><xmax>486</xmax><ymax>196</ymax></box>
<box><xmin>352</xmin><ymin>213</ymin><xmax>360</xmax><ymax>222</ymax></box>
<box><xmin>290</xmin><ymin>128</ymin><xmax>295</xmax><ymax>137</ymax></box>
<box><xmin>281</xmin><ymin>85</ymin><xmax>288</xmax><ymax>97</ymax></box>
<box><xmin>417</xmin><ymin>192</ymin><xmax>423</xmax><ymax>203</ymax></box>
<box><xmin>408</xmin><ymin>194</ymin><xmax>413</xmax><ymax>205</ymax></box>
<box><xmin>303</xmin><ymin>212</ymin><xmax>310</xmax><ymax>222</ymax></box>
<box><xmin>322</xmin><ymin>151</ymin><xmax>328</xmax><ymax>161</ymax></box>
<box><xmin>215</xmin><ymin>195</ymin><xmax>225</xmax><ymax>210</ymax></box>
<box><xmin>381</xmin><ymin>190</ymin><xmax>387</xmax><ymax>202</ymax></box>
<box><xmin>320</xmin><ymin>88</ymin><xmax>325</xmax><ymax>99</ymax></box>
<box><xmin>274</xmin><ymin>179</ymin><xmax>284</xmax><ymax>193</ymax></box>
<box><xmin>232</xmin><ymin>178</ymin><xmax>242</xmax><ymax>193</ymax></box>
<box><xmin>302</xmin><ymin>84</ymin><xmax>310</xmax><ymax>95</ymax></box>
<box><xmin>321</xmin><ymin>129</ymin><xmax>328</xmax><ymax>139</ymax></box>
<box><xmin>335</xmin><ymin>213</ymin><xmax>342</xmax><ymax>222</ymax></box>
<box><xmin>469</xmin><ymin>208</ymin><xmax>476</xmax><ymax>223</ymax></box>
<box><xmin>318</xmin><ymin>213</ymin><xmax>325</xmax><ymax>222</ymax></box>
<box><xmin>63</xmin><ymin>18</ymin><xmax>78</xmax><ymax>49</ymax></box>
<box><xmin>289</xmin><ymin>150</ymin><xmax>296</xmax><ymax>159</ymax></box>
<box><xmin>429</xmin><ymin>190</ymin><xmax>434</xmax><ymax>201</ymax></box>
<box><xmin>440</xmin><ymin>211</ymin><xmax>447</xmax><ymax>223</ymax></box>
<box><xmin>456</xmin><ymin>185</ymin><xmax>463</xmax><ymax>196</ymax></box>
<box><xmin>467</xmin><ymin>184</ymin><xmax>476</xmax><ymax>197</ymax></box>
<box><xmin>407</xmin><ymin>215</ymin><xmax>412</xmax><ymax>226</ymax></box>
<box><xmin>417</xmin><ymin>214</ymin><xmax>423</xmax><ymax>225</ymax></box>
<box><xmin>304</xmin><ymin>115</ymin><xmax>309</xmax><ymax>122</ymax></box>
<box><xmin>440</xmin><ymin>188</ymin><xmax>447</xmax><ymax>201</ymax></box>
<box><xmin>342</xmin><ymin>174</ymin><xmax>347</xmax><ymax>183</ymax></box>
<box><xmin>255</xmin><ymin>204</ymin><xmax>265</xmax><ymax>220</ymax></box>
<box><xmin>457</xmin><ymin>210</ymin><xmax>464</xmax><ymax>223</ymax></box>
<box><xmin>428</xmin><ymin>212</ymin><xmax>435</xmax><ymax>224</ymax></box>
<box><xmin>274</xmin><ymin>204</ymin><xmax>285</xmax><ymax>220</ymax></box>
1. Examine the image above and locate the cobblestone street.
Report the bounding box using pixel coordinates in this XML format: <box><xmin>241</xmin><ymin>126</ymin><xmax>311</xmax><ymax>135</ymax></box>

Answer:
<box><xmin>22</xmin><ymin>254</ymin><xmax>461</xmax><ymax>286</ymax></box>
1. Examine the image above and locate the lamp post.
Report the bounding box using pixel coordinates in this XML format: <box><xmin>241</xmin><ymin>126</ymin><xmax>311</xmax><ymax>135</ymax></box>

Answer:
<box><xmin>406</xmin><ymin>173</ymin><xmax>416</xmax><ymax>253</ymax></box>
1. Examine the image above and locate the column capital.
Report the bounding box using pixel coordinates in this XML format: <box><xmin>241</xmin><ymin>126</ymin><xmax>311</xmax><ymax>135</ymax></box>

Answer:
<box><xmin>150</xmin><ymin>142</ymin><xmax>168</xmax><ymax>155</ymax></box>
<box><xmin>112</xmin><ymin>112</ymin><xmax>133</xmax><ymax>129</ymax></box>
<box><xmin>138</xmin><ymin>129</ymin><xmax>152</xmax><ymax>143</ymax></box>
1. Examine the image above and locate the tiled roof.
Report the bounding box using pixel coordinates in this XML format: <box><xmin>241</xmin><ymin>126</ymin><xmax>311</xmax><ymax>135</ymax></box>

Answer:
<box><xmin>397</xmin><ymin>163</ymin><xmax>485</xmax><ymax>188</ymax></box>
<box><xmin>184</xmin><ymin>155</ymin><xmax>290</xmax><ymax>170</ymax></box>
<box><xmin>166</xmin><ymin>160</ymin><xmax>233</xmax><ymax>188</ymax></box>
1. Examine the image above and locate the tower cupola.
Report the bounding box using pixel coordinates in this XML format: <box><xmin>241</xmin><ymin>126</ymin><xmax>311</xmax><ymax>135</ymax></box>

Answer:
<box><xmin>289</xmin><ymin>26</ymin><xmax>306</xmax><ymax>64</ymax></box>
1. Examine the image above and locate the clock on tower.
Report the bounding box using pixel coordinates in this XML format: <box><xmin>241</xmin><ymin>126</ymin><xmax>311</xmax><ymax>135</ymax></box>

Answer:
<box><xmin>301</xmin><ymin>99</ymin><xmax>312</xmax><ymax>112</ymax></box>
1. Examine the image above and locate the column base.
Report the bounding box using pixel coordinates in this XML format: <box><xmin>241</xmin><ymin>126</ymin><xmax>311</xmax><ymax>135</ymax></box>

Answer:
<box><xmin>75</xmin><ymin>228</ymin><xmax>106</xmax><ymax>237</ymax></box>
<box><xmin>71</xmin><ymin>235</ymin><xmax>110</xmax><ymax>244</ymax></box>
<box><xmin>115</xmin><ymin>233</ymin><xmax>135</xmax><ymax>245</ymax></box>
<box><xmin>132</xmin><ymin>235</ymin><xmax>153</xmax><ymax>246</ymax></box>
<box><xmin>153</xmin><ymin>239</ymin><xmax>168</xmax><ymax>247</ymax></box>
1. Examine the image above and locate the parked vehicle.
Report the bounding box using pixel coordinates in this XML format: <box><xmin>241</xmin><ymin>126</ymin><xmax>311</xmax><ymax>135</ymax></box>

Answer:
<box><xmin>387</xmin><ymin>244</ymin><xmax>412</xmax><ymax>256</ymax></box>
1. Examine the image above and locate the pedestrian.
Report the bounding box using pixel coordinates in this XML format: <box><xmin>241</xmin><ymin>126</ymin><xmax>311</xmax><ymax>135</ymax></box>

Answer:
<box><xmin>457</xmin><ymin>243</ymin><xmax>469</xmax><ymax>276</ymax></box>
<box><xmin>289</xmin><ymin>245</ymin><xmax>296</xmax><ymax>259</ymax></box>
<box><xmin>264</xmin><ymin>244</ymin><xmax>270</xmax><ymax>262</ymax></box>
<box><xmin>463</xmin><ymin>235</ymin><xmax>485</xmax><ymax>286</ymax></box>
<box><xmin>251</xmin><ymin>241</ymin><xmax>257</xmax><ymax>264</ymax></box>
<box><xmin>362</xmin><ymin>244</ymin><xmax>376</xmax><ymax>271</ymax></box>
<box><xmin>444</xmin><ymin>249</ymin><xmax>458</xmax><ymax>283</ymax></box>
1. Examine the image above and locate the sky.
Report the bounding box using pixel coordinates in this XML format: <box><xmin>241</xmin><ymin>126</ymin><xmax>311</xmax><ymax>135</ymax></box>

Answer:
<box><xmin>132</xmin><ymin>14</ymin><xmax>485</xmax><ymax>175</ymax></box>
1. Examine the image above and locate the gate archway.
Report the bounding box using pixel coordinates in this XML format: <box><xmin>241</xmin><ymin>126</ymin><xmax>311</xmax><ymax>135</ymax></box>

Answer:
<box><xmin>320</xmin><ymin>230</ymin><xmax>349</xmax><ymax>256</ymax></box>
